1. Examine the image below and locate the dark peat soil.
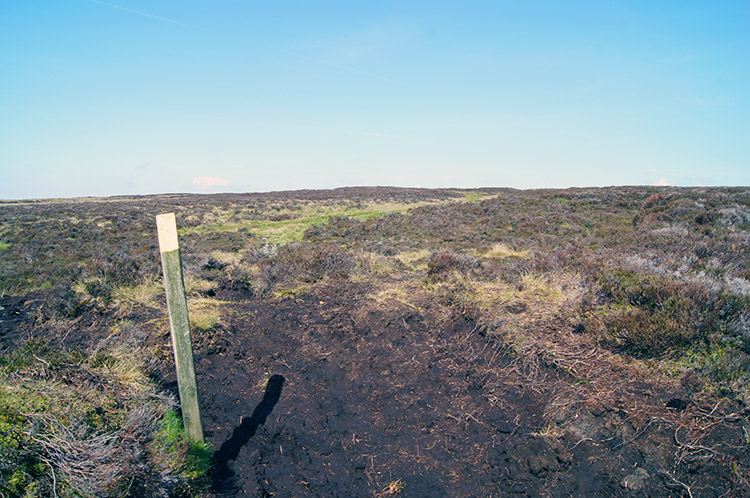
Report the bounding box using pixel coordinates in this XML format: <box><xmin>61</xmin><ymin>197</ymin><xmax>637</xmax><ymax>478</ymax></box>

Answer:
<box><xmin>191</xmin><ymin>283</ymin><xmax>731</xmax><ymax>498</ymax></box>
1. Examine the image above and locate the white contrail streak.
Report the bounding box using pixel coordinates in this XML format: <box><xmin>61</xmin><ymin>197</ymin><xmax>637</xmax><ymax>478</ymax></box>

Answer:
<box><xmin>85</xmin><ymin>0</ymin><xmax>199</xmax><ymax>29</ymax></box>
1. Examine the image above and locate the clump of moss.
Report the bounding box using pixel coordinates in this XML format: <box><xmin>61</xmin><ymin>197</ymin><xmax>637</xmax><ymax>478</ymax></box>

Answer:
<box><xmin>154</xmin><ymin>410</ymin><xmax>214</xmax><ymax>482</ymax></box>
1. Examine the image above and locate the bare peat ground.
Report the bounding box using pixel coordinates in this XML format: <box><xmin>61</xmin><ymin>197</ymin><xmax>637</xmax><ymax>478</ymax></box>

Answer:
<box><xmin>186</xmin><ymin>281</ymin><xmax>746</xmax><ymax>498</ymax></box>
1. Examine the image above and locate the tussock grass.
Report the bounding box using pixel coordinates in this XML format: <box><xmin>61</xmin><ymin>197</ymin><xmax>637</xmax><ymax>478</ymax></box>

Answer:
<box><xmin>395</xmin><ymin>249</ymin><xmax>431</xmax><ymax>270</ymax></box>
<box><xmin>209</xmin><ymin>250</ymin><xmax>242</xmax><ymax>266</ymax></box>
<box><xmin>190</xmin><ymin>309</ymin><xmax>220</xmax><ymax>332</ymax></box>
<box><xmin>89</xmin><ymin>347</ymin><xmax>152</xmax><ymax>396</ymax></box>
<box><xmin>481</xmin><ymin>243</ymin><xmax>530</xmax><ymax>260</ymax></box>
<box><xmin>188</xmin><ymin>297</ymin><xmax>225</xmax><ymax>332</ymax></box>
<box><xmin>184</xmin><ymin>276</ymin><xmax>217</xmax><ymax>296</ymax></box>
<box><xmin>352</xmin><ymin>251</ymin><xmax>401</xmax><ymax>279</ymax></box>
<box><xmin>112</xmin><ymin>278</ymin><xmax>163</xmax><ymax>310</ymax></box>
<box><xmin>72</xmin><ymin>277</ymin><xmax>114</xmax><ymax>308</ymax></box>
<box><xmin>366</xmin><ymin>284</ymin><xmax>422</xmax><ymax>310</ymax></box>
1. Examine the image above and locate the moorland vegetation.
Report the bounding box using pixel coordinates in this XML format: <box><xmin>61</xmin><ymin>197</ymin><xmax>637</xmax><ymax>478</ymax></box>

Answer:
<box><xmin>1</xmin><ymin>186</ymin><xmax>749</xmax><ymax>497</ymax></box>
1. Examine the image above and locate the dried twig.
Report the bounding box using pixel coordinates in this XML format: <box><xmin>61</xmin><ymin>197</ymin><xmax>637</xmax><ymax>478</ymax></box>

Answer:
<box><xmin>662</xmin><ymin>471</ymin><xmax>694</xmax><ymax>498</ymax></box>
<box><xmin>674</xmin><ymin>427</ymin><xmax>717</xmax><ymax>464</ymax></box>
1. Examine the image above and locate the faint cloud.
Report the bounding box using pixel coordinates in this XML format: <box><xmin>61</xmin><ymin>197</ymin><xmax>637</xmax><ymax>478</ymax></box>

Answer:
<box><xmin>192</xmin><ymin>176</ymin><xmax>230</xmax><ymax>191</ymax></box>
<box><xmin>655</xmin><ymin>178</ymin><xmax>670</xmax><ymax>186</ymax></box>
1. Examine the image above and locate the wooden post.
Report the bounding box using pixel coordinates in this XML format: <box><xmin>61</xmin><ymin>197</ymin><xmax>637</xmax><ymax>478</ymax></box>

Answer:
<box><xmin>156</xmin><ymin>213</ymin><xmax>204</xmax><ymax>442</ymax></box>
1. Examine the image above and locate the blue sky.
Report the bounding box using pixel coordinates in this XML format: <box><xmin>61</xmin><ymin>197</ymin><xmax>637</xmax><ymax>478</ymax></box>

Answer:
<box><xmin>1</xmin><ymin>1</ymin><xmax>748</xmax><ymax>198</ymax></box>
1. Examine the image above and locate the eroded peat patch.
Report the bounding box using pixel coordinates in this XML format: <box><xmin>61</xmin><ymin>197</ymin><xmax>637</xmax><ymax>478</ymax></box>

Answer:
<box><xmin>192</xmin><ymin>282</ymin><xmax>748</xmax><ymax>497</ymax></box>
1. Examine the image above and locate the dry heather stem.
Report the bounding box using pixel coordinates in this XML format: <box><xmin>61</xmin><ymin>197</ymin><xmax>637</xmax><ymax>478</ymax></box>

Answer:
<box><xmin>21</xmin><ymin>406</ymin><xmax>159</xmax><ymax>496</ymax></box>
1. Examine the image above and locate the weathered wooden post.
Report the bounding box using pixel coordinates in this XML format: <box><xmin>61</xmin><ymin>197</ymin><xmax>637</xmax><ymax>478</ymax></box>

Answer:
<box><xmin>156</xmin><ymin>213</ymin><xmax>204</xmax><ymax>442</ymax></box>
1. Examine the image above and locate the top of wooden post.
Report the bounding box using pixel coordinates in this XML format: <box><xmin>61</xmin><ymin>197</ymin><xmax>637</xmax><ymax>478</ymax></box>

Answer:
<box><xmin>156</xmin><ymin>213</ymin><xmax>179</xmax><ymax>253</ymax></box>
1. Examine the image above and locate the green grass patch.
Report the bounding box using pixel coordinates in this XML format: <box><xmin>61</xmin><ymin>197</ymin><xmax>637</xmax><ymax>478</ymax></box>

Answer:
<box><xmin>273</xmin><ymin>285</ymin><xmax>311</xmax><ymax>298</ymax></box>
<box><xmin>178</xmin><ymin>200</ymin><xmax>447</xmax><ymax>244</ymax></box>
<box><xmin>461</xmin><ymin>191</ymin><xmax>495</xmax><ymax>203</ymax></box>
<box><xmin>156</xmin><ymin>409</ymin><xmax>214</xmax><ymax>481</ymax></box>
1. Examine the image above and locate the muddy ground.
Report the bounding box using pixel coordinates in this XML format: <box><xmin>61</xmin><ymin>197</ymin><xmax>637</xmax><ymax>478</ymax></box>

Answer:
<box><xmin>151</xmin><ymin>282</ymin><xmax>747</xmax><ymax>498</ymax></box>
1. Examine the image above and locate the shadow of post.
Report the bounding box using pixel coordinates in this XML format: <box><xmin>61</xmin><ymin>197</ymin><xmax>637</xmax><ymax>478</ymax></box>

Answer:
<box><xmin>213</xmin><ymin>374</ymin><xmax>285</xmax><ymax>491</ymax></box>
